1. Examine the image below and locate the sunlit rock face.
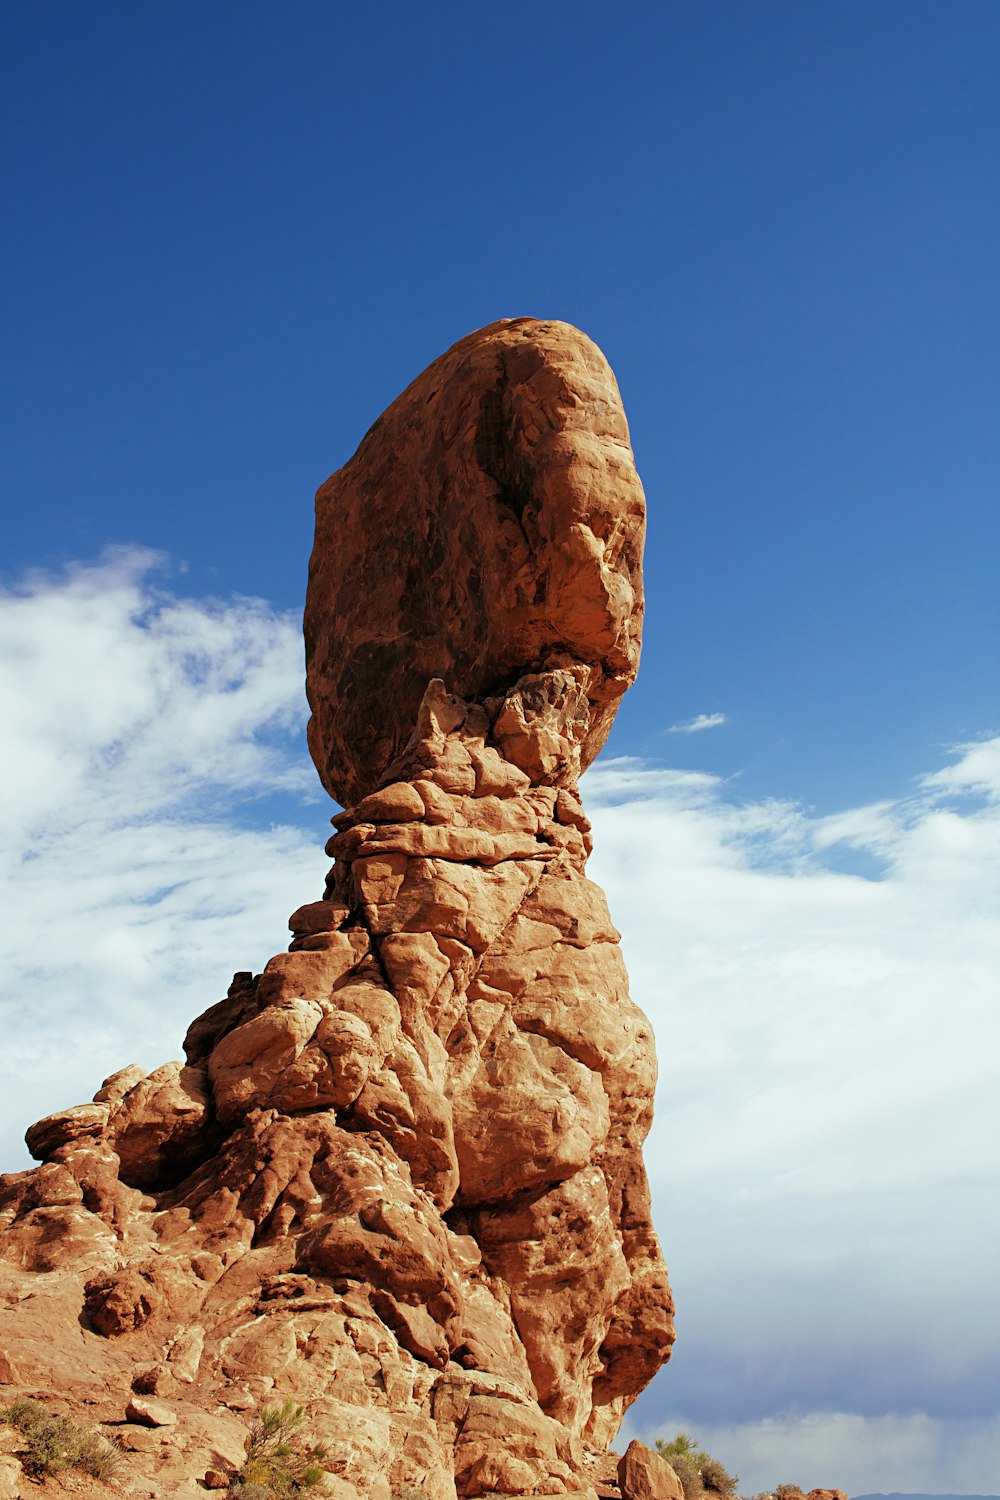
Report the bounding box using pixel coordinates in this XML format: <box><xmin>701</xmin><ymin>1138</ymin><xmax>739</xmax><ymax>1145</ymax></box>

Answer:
<box><xmin>305</xmin><ymin>317</ymin><xmax>647</xmax><ymax>809</ymax></box>
<box><xmin>0</xmin><ymin>319</ymin><xmax>674</xmax><ymax>1500</ymax></box>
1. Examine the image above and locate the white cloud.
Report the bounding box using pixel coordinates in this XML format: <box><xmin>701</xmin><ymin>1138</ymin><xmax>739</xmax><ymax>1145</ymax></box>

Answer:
<box><xmin>0</xmin><ymin>544</ymin><xmax>315</xmax><ymax>835</ymax></box>
<box><xmin>669</xmin><ymin>712</ymin><xmax>727</xmax><ymax>733</ymax></box>
<box><xmin>0</xmin><ymin>549</ymin><xmax>329</xmax><ymax>1162</ymax></box>
<box><xmin>920</xmin><ymin>733</ymin><xmax>1000</xmax><ymax>799</ymax></box>
<box><xmin>584</xmin><ymin>741</ymin><xmax>1000</xmax><ymax>1489</ymax></box>
<box><xmin>1</xmin><ymin>552</ymin><xmax>997</xmax><ymax>1493</ymax></box>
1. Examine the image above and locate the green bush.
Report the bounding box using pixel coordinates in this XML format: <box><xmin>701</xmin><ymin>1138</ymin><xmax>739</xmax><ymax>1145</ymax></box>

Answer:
<box><xmin>655</xmin><ymin>1432</ymin><xmax>739</xmax><ymax>1498</ymax></box>
<box><xmin>227</xmin><ymin>1400</ymin><xmax>329</xmax><ymax>1498</ymax></box>
<box><xmin>657</xmin><ymin>1433</ymin><xmax>699</xmax><ymax>1459</ymax></box>
<box><xmin>0</xmin><ymin>1396</ymin><xmax>122</xmax><ymax>1481</ymax></box>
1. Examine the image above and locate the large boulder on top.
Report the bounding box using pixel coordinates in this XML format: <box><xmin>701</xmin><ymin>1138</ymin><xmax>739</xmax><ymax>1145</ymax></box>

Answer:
<box><xmin>305</xmin><ymin>316</ymin><xmax>646</xmax><ymax>806</ymax></box>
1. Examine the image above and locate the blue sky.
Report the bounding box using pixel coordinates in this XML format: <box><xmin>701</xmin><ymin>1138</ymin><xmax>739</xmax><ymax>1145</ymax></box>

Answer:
<box><xmin>2</xmin><ymin>4</ymin><xmax>998</xmax><ymax>1493</ymax></box>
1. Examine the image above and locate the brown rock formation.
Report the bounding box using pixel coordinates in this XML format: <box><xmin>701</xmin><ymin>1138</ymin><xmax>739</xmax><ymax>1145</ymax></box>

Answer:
<box><xmin>0</xmin><ymin>319</ymin><xmax>674</xmax><ymax>1498</ymax></box>
<box><xmin>305</xmin><ymin>317</ymin><xmax>646</xmax><ymax>808</ymax></box>
<box><xmin>618</xmin><ymin>1442</ymin><xmax>685</xmax><ymax>1500</ymax></box>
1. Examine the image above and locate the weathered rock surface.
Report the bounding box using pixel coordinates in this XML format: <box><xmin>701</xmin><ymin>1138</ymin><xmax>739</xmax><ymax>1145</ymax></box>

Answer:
<box><xmin>306</xmin><ymin>316</ymin><xmax>646</xmax><ymax>808</ymax></box>
<box><xmin>0</xmin><ymin>320</ymin><xmax>675</xmax><ymax>1498</ymax></box>
<box><xmin>618</xmin><ymin>1441</ymin><xmax>685</xmax><ymax>1500</ymax></box>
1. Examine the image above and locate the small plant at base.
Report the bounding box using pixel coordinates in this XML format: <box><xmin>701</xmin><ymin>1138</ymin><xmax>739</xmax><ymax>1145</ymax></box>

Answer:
<box><xmin>227</xmin><ymin>1399</ymin><xmax>329</xmax><ymax>1497</ymax></box>
<box><xmin>655</xmin><ymin>1433</ymin><xmax>739</xmax><ymax>1499</ymax></box>
<box><xmin>0</xmin><ymin>1396</ymin><xmax>123</xmax><ymax>1481</ymax></box>
<box><xmin>699</xmin><ymin>1454</ymin><xmax>739</xmax><ymax>1495</ymax></box>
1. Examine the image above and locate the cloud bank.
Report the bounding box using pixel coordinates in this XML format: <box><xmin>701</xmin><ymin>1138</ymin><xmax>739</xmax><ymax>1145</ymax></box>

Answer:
<box><xmin>620</xmin><ymin>1409</ymin><xmax>1000</xmax><ymax>1495</ymax></box>
<box><xmin>1</xmin><ymin>551</ymin><xmax>996</xmax><ymax>1492</ymax></box>
<box><xmin>0</xmin><ymin>548</ymin><xmax>328</xmax><ymax>1155</ymax></box>
<box><xmin>584</xmin><ymin>746</ymin><xmax>1000</xmax><ymax>1489</ymax></box>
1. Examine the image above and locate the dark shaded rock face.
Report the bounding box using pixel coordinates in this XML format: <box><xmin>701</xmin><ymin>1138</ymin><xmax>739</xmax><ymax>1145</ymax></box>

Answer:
<box><xmin>305</xmin><ymin>317</ymin><xmax>647</xmax><ymax>808</ymax></box>
<box><xmin>0</xmin><ymin>319</ymin><xmax>675</xmax><ymax>1500</ymax></box>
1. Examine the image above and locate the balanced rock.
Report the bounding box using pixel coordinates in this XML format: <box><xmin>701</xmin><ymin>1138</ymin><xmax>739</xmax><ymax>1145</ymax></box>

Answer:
<box><xmin>0</xmin><ymin>319</ymin><xmax>674</xmax><ymax>1498</ymax></box>
<box><xmin>306</xmin><ymin>316</ymin><xmax>646</xmax><ymax>807</ymax></box>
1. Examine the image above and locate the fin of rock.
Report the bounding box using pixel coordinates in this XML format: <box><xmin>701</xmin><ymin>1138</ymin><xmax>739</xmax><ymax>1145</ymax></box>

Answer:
<box><xmin>0</xmin><ymin>319</ymin><xmax>674</xmax><ymax>1499</ymax></box>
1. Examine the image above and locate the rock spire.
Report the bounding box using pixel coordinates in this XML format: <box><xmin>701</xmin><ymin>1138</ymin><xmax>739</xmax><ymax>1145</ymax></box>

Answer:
<box><xmin>0</xmin><ymin>318</ymin><xmax>676</xmax><ymax>1499</ymax></box>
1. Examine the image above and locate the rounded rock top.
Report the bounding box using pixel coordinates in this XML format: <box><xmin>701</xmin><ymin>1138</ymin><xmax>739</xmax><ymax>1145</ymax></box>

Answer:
<box><xmin>305</xmin><ymin>317</ymin><xmax>647</xmax><ymax>807</ymax></box>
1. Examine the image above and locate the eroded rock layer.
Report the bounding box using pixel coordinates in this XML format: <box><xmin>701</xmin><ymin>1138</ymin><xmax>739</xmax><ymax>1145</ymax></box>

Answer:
<box><xmin>0</xmin><ymin>320</ymin><xmax>674</xmax><ymax>1499</ymax></box>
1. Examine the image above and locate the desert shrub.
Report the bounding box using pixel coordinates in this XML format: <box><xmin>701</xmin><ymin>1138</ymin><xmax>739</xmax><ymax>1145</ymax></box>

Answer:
<box><xmin>657</xmin><ymin>1435</ymin><xmax>704</xmax><ymax>1500</ymax></box>
<box><xmin>0</xmin><ymin>1396</ymin><xmax>122</xmax><ymax>1480</ymax></box>
<box><xmin>655</xmin><ymin>1432</ymin><xmax>738</xmax><ymax>1499</ymax></box>
<box><xmin>227</xmin><ymin>1400</ymin><xmax>329</xmax><ymax>1497</ymax></box>
<box><xmin>657</xmin><ymin>1434</ymin><xmax>699</xmax><ymax>1459</ymax></box>
<box><xmin>774</xmin><ymin>1487</ymin><xmax>806</xmax><ymax>1500</ymax></box>
<box><xmin>671</xmin><ymin>1452</ymin><xmax>705</xmax><ymax>1500</ymax></box>
<box><xmin>699</xmin><ymin>1454</ymin><xmax>739</xmax><ymax>1495</ymax></box>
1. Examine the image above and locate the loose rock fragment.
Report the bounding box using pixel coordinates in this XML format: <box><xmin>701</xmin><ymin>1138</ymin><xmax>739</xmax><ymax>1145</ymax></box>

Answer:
<box><xmin>125</xmin><ymin>1397</ymin><xmax>177</xmax><ymax>1428</ymax></box>
<box><xmin>619</xmin><ymin>1441</ymin><xmax>685</xmax><ymax>1500</ymax></box>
